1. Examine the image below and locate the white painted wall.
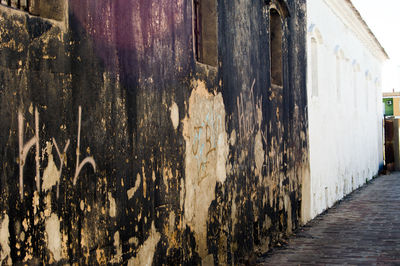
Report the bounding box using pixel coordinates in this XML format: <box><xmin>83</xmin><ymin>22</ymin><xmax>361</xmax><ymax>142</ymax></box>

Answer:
<box><xmin>306</xmin><ymin>0</ymin><xmax>386</xmax><ymax>219</ymax></box>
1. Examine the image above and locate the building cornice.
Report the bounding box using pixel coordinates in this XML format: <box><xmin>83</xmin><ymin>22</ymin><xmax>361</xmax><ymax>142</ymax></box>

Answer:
<box><xmin>323</xmin><ymin>0</ymin><xmax>389</xmax><ymax>62</ymax></box>
<box><xmin>383</xmin><ymin>92</ymin><xmax>400</xmax><ymax>98</ymax></box>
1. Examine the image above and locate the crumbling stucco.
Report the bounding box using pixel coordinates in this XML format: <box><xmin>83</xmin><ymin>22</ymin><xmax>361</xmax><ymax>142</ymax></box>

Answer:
<box><xmin>42</xmin><ymin>142</ymin><xmax>60</xmax><ymax>192</ymax></box>
<box><xmin>108</xmin><ymin>192</ymin><xmax>116</xmax><ymax>217</ymax></box>
<box><xmin>170</xmin><ymin>101</ymin><xmax>180</xmax><ymax>130</ymax></box>
<box><xmin>0</xmin><ymin>214</ymin><xmax>11</xmax><ymax>265</ymax></box>
<box><xmin>127</xmin><ymin>173</ymin><xmax>141</xmax><ymax>200</ymax></box>
<box><xmin>183</xmin><ymin>80</ymin><xmax>228</xmax><ymax>258</ymax></box>
<box><xmin>45</xmin><ymin>213</ymin><xmax>62</xmax><ymax>262</ymax></box>
<box><xmin>128</xmin><ymin>222</ymin><xmax>160</xmax><ymax>266</ymax></box>
<box><xmin>112</xmin><ymin>231</ymin><xmax>122</xmax><ymax>263</ymax></box>
<box><xmin>254</xmin><ymin>130</ymin><xmax>265</xmax><ymax>184</ymax></box>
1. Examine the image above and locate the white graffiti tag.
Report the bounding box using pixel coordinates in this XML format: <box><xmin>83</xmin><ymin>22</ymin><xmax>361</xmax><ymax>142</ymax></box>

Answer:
<box><xmin>73</xmin><ymin>106</ymin><xmax>96</xmax><ymax>185</ymax></box>
<box><xmin>18</xmin><ymin>106</ymin><xmax>96</xmax><ymax>200</ymax></box>
<box><xmin>18</xmin><ymin>107</ymin><xmax>40</xmax><ymax>200</ymax></box>
<box><xmin>52</xmin><ymin>138</ymin><xmax>70</xmax><ymax>199</ymax></box>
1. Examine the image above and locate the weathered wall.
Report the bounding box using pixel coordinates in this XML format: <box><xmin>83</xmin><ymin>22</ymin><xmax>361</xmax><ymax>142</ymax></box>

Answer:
<box><xmin>393</xmin><ymin>97</ymin><xmax>400</xmax><ymax>117</ymax></box>
<box><xmin>306</xmin><ymin>0</ymin><xmax>386</xmax><ymax>219</ymax></box>
<box><xmin>0</xmin><ymin>0</ymin><xmax>308</xmax><ymax>264</ymax></box>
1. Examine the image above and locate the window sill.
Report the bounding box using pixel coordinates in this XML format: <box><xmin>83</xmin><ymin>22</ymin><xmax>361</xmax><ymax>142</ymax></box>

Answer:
<box><xmin>194</xmin><ymin>60</ymin><xmax>218</xmax><ymax>85</ymax></box>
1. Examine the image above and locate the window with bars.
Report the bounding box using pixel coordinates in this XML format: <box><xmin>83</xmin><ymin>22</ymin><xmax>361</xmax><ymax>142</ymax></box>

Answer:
<box><xmin>0</xmin><ymin>0</ymin><xmax>65</xmax><ymax>21</ymax></box>
<box><xmin>193</xmin><ymin>0</ymin><xmax>218</xmax><ymax>67</ymax></box>
<box><xmin>0</xmin><ymin>0</ymin><xmax>29</xmax><ymax>11</ymax></box>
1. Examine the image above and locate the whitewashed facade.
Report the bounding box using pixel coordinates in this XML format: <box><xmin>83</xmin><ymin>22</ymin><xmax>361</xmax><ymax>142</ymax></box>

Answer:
<box><xmin>305</xmin><ymin>0</ymin><xmax>388</xmax><ymax>220</ymax></box>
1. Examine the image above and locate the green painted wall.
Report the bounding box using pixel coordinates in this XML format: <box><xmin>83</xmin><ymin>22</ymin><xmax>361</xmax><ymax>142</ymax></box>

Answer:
<box><xmin>384</xmin><ymin>98</ymin><xmax>394</xmax><ymax>116</ymax></box>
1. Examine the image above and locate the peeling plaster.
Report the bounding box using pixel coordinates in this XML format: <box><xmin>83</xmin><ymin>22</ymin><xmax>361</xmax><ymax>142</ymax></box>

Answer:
<box><xmin>128</xmin><ymin>222</ymin><xmax>160</xmax><ymax>266</ymax></box>
<box><xmin>179</xmin><ymin>178</ymin><xmax>185</xmax><ymax>210</ymax></box>
<box><xmin>182</xmin><ymin>80</ymin><xmax>228</xmax><ymax>257</ymax></box>
<box><xmin>129</xmin><ymin>236</ymin><xmax>139</xmax><ymax>246</ymax></box>
<box><xmin>42</xmin><ymin>142</ymin><xmax>60</xmax><ymax>192</ymax></box>
<box><xmin>32</xmin><ymin>191</ymin><xmax>39</xmax><ymax>216</ymax></box>
<box><xmin>231</xmin><ymin>189</ymin><xmax>238</xmax><ymax>236</ymax></box>
<box><xmin>113</xmin><ymin>231</ymin><xmax>122</xmax><ymax>263</ymax></box>
<box><xmin>216</xmin><ymin>132</ymin><xmax>228</xmax><ymax>183</ymax></box>
<box><xmin>162</xmin><ymin>167</ymin><xmax>175</xmax><ymax>193</ymax></box>
<box><xmin>229</xmin><ymin>129</ymin><xmax>237</xmax><ymax>146</ymax></box>
<box><xmin>254</xmin><ymin>130</ymin><xmax>265</xmax><ymax>184</ymax></box>
<box><xmin>45</xmin><ymin>213</ymin><xmax>62</xmax><ymax>262</ymax></box>
<box><xmin>108</xmin><ymin>192</ymin><xmax>116</xmax><ymax>217</ymax></box>
<box><xmin>170</xmin><ymin>101</ymin><xmax>179</xmax><ymax>130</ymax></box>
<box><xmin>202</xmin><ymin>254</ymin><xmax>214</xmax><ymax>266</ymax></box>
<box><xmin>127</xmin><ymin>173</ymin><xmax>141</xmax><ymax>200</ymax></box>
<box><xmin>44</xmin><ymin>193</ymin><xmax>52</xmax><ymax>217</ymax></box>
<box><xmin>284</xmin><ymin>194</ymin><xmax>292</xmax><ymax>233</ymax></box>
<box><xmin>168</xmin><ymin>211</ymin><xmax>175</xmax><ymax>233</ymax></box>
<box><xmin>0</xmin><ymin>214</ymin><xmax>11</xmax><ymax>265</ymax></box>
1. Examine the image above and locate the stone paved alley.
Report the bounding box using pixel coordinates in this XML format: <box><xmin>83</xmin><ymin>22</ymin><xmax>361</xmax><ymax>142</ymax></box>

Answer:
<box><xmin>257</xmin><ymin>173</ymin><xmax>400</xmax><ymax>265</ymax></box>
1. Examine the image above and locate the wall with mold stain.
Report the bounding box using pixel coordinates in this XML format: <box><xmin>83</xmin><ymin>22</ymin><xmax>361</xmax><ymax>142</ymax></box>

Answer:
<box><xmin>0</xmin><ymin>0</ymin><xmax>308</xmax><ymax>264</ymax></box>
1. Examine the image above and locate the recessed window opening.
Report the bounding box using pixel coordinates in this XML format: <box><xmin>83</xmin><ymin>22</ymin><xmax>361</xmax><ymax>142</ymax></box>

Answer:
<box><xmin>311</xmin><ymin>37</ymin><xmax>318</xmax><ymax>97</ymax></box>
<box><xmin>336</xmin><ymin>55</ymin><xmax>341</xmax><ymax>100</ymax></box>
<box><xmin>366</xmin><ymin>79</ymin><xmax>369</xmax><ymax>111</ymax></box>
<box><xmin>352</xmin><ymin>62</ymin><xmax>360</xmax><ymax>109</ymax></box>
<box><xmin>353</xmin><ymin>70</ymin><xmax>357</xmax><ymax>108</ymax></box>
<box><xmin>194</xmin><ymin>0</ymin><xmax>218</xmax><ymax>67</ymax></box>
<box><xmin>270</xmin><ymin>8</ymin><xmax>283</xmax><ymax>87</ymax></box>
<box><xmin>365</xmin><ymin>71</ymin><xmax>372</xmax><ymax>111</ymax></box>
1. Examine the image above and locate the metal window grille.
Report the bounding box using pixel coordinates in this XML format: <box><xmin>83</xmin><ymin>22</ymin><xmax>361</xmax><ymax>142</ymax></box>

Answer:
<box><xmin>1</xmin><ymin>0</ymin><xmax>27</xmax><ymax>11</ymax></box>
<box><xmin>1</xmin><ymin>0</ymin><xmax>40</xmax><ymax>16</ymax></box>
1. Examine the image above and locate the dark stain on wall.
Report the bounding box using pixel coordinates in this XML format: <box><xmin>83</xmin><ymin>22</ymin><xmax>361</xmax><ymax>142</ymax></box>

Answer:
<box><xmin>0</xmin><ymin>0</ymin><xmax>308</xmax><ymax>264</ymax></box>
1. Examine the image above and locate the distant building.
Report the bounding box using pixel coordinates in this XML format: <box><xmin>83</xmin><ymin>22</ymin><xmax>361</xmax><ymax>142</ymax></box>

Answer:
<box><xmin>383</xmin><ymin>92</ymin><xmax>400</xmax><ymax>117</ymax></box>
<box><xmin>382</xmin><ymin>92</ymin><xmax>400</xmax><ymax>171</ymax></box>
<box><xmin>306</xmin><ymin>0</ymin><xmax>388</xmax><ymax>219</ymax></box>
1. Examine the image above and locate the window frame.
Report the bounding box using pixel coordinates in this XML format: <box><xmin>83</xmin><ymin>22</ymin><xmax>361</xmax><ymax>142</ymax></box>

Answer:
<box><xmin>266</xmin><ymin>0</ymin><xmax>289</xmax><ymax>88</ymax></box>
<box><xmin>193</xmin><ymin>0</ymin><xmax>218</xmax><ymax>67</ymax></box>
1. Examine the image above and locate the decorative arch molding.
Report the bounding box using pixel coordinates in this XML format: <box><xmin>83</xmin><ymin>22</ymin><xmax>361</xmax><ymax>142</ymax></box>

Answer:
<box><xmin>374</xmin><ymin>77</ymin><xmax>381</xmax><ymax>86</ymax></box>
<box><xmin>266</xmin><ymin>0</ymin><xmax>289</xmax><ymax>87</ymax></box>
<box><xmin>352</xmin><ymin>59</ymin><xmax>360</xmax><ymax>72</ymax></box>
<box><xmin>334</xmin><ymin>45</ymin><xmax>344</xmax><ymax>59</ymax></box>
<box><xmin>365</xmin><ymin>70</ymin><xmax>372</xmax><ymax>81</ymax></box>
<box><xmin>265</xmin><ymin>0</ymin><xmax>290</xmax><ymax>18</ymax></box>
<box><xmin>308</xmin><ymin>23</ymin><xmax>323</xmax><ymax>44</ymax></box>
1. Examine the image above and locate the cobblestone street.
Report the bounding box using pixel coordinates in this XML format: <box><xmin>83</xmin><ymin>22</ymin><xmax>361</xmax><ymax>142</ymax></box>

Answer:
<box><xmin>258</xmin><ymin>173</ymin><xmax>400</xmax><ymax>265</ymax></box>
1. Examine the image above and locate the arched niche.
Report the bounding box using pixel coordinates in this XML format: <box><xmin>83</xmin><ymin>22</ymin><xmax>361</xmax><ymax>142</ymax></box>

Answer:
<box><xmin>266</xmin><ymin>0</ymin><xmax>289</xmax><ymax>87</ymax></box>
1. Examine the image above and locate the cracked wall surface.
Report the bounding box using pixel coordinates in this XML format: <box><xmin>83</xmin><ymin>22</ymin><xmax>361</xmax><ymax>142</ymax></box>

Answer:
<box><xmin>0</xmin><ymin>0</ymin><xmax>308</xmax><ymax>264</ymax></box>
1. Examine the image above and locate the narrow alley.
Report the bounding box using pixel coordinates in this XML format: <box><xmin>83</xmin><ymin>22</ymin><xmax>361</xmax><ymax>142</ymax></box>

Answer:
<box><xmin>258</xmin><ymin>173</ymin><xmax>400</xmax><ymax>265</ymax></box>
<box><xmin>0</xmin><ymin>0</ymin><xmax>395</xmax><ymax>264</ymax></box>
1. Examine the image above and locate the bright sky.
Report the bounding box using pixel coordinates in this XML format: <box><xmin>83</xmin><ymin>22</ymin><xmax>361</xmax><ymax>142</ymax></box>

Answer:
<box><xmin>352</xmin><ymin>0</ymin><xmax>400</xmax><ymax>92</ymax></box>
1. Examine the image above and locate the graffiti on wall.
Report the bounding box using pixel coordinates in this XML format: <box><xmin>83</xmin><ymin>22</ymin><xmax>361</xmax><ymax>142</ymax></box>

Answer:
<box><xmin>182</xmin><ymin>80</ymin><xmax>228</xmax><ymax>258</ymax></box>
<box><xmin>236</xmin><ymin>79</ymin><xmax>264</xmax><ymax>143</ymax></box>
<box><xmin>191</xmin><ymin>111</ymin><xmax>223</xmax><ymax>183</ymax></box>
<box><xmin>18</xmin><ymin>105</ymin><xmax>96</xmax><ymax>200</ymax></box>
